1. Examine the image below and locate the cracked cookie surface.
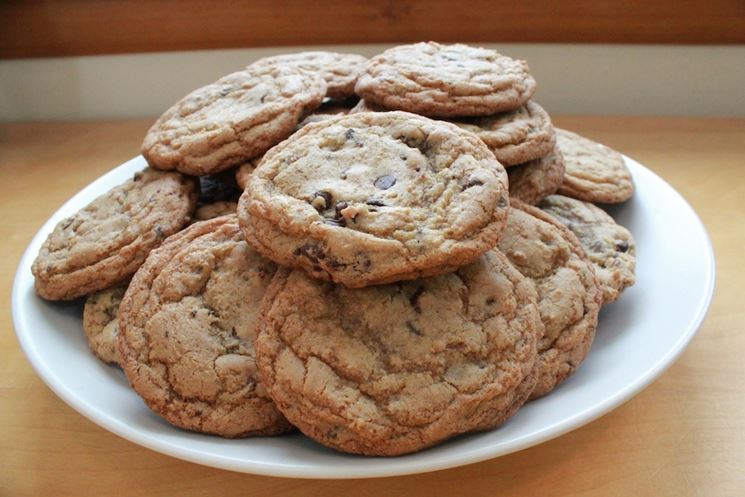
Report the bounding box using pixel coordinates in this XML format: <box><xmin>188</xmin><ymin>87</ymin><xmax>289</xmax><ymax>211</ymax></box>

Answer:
<box><xmin>499</xmin><ymin>201</ymin><xmax>601</xmax><ymax>398</ymax></box>
<box><xmin>507</xmin><ymin>145</ymin><xmax>565</xmax><ymax>205</ymax></box>
<box><xmin>255</xmin><ymin>249</ymin><xmax>541</xmax><ymax>455</ymax></box>
<box><xmin>32</xmin><ymin>168</ymin><xmax>198</xmax><ymax>300</ymax></box>
<box><xmin>118</xmin><ymin>215</ymin><xmax>291</xmax><ymax>438</ymax></box>
<box><xmin>83</xmin><ymin>283</ymin><xmax>128</xmax><ymax>365</ymax></box>
<box><xmin>238</xmin><ymin>111</ymin><xmax>510</xmax><ymax>288</ymax></box>
<box><xmin>452</xmin><ymin>101</ymin><xmax>556</xmax><ymax>166</ymax></box>
<box><xmin>142</xmin><ymin>65</ymin><xmax>326</xmax><ymax>175</ymax></box>
<box><xmin>355</xmin><ymin>42</ymin><xmax>536</xmax><ymax>117</ymax></box>
<box><xmin>539</xmin><ymin>195</ymin><xmax>636</xmax><ymax>303</ymax></box>
<box><xmin>556</xmin><ymin>128</ymin><xmax>634</xmax><ymax>203</ymax></box>
<box><xmin>252</xmin><ymin>51</ymin><xmax>367</xmax><ymax>100</ymax></box>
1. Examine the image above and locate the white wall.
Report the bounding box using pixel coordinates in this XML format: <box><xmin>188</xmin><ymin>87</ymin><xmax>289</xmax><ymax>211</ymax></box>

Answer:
<box><xmin>1</xmin><ymin>43</ymin><xmax>744</xmax><ymax>121</ymax></box>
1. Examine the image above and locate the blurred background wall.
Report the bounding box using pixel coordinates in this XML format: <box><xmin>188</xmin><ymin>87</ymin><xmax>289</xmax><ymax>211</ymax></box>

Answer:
<box><xmin>1</xmin><ymin>0</ymin><xmax>743</xmax><ymax>121</ymax></box>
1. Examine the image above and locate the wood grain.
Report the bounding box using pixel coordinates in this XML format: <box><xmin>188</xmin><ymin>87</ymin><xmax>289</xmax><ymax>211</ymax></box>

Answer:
<box><xmin>1</xmin><ymin>0</ymin><xmax>744</xmax><ymax>59</ymax></box>
<box><xmin>1</xmin><ymin>117</ymin><xmax>744</xmax><ymax>496</ymax></box>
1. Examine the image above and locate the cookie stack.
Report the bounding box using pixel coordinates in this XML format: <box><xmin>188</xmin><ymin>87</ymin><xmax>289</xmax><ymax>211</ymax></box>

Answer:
<box><xmin>31</xmin><ymin>43</ymin><xmax>637</xmax><ymax>456</ymax></box>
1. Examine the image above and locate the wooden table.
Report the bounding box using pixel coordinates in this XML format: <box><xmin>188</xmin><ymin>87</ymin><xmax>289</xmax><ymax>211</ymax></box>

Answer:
<box><xmin>1</xmin><ymin>117</ymin><xmax>743</xmax><ymax>496</ymax></box>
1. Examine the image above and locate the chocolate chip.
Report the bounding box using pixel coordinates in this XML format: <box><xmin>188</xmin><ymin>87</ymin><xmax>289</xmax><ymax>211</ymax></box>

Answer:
<box><xmin>366</xmin><ymin>199</ymin><xmax>385</xmax><ymax>207</ymax></box>
<box><xmin>409</xmin><ymin>286</ymin><xmax>425</xmax><ymax>313</ymax></box>
<box><xmin>334</xmin><ymin>201</ymin><xmax>348</xmax><ymax>217</ymax></box>
<box><xmin>498</xmin><ymin>195</ymin><xmax>508</xmax><ymax>207</ymax></box>
<box><xmin>295</xmin><ymin>244</ymin><xmax>326</xmax><ymax>262</ymax></box>
<box><xmin>324</xmin><ymin>218</ymin><xmax>346</xmax><ymax>227</ymax></box>
<box><xmin>219</xmin><ymin>88</ymin><xmax>230</xmax><ymax>97</ymax></box>
<box><xmin>616</xmin><ymin>241</ymin><xmax>630</xmax><ymax>252</ymax></box>
<box><xmin>260</xmin><ymin>93</ymin><xmax>268</xmax><ymax>103</ymax></box>
<box><xmin>406</xmin><ymin>321</ymin><xmax>422</xmax><ymax>336</ymax></box>
<box><xmin>345</xmin><ymin>128</ymin><xmax>355</xmax><ymax>140</ymax></box>
<box><xmin>154</xmin><ymin>226</ymin><xmax>165</xmax><ymax>239</ymax></box>
<box><xmin>311</xmin><ymin>191</ymin><xmax>332</xmax><ymax>211</ymax></box>
<box><xmin>374</xmin><ymin>175</ymin><xmax>396</xmax><ymax>190</ymax></box>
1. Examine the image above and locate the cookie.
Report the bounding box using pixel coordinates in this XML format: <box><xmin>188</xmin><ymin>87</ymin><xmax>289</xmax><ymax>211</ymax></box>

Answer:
<box><xmin>539</xmin><ymin>195</ymin><xmax>636</xmax><ymax>303</ymax></box>
<box><xmin>118</xmin><ymin>215</ymin><xmax>291</xmax><ymax>438</ymax></box>
<box><xmin>452</xmin><ymin>101</ymin><xmax>556</xmax><ymax>166</ymax></box>
<box><xmin>82</xmin><ymin>283</ymin><xmax>128</xmax><ymax>365</ymax></box>
<box><xmin>142</xmin><ymin>65</ymin><xmax>327</xmax><ymax>175</ymax></box>
<box><xmin>507</xmin><ymin>145</ymin><xmax>565</xmax><ymax>205</ymax></box>
<box><xmin>355</xmin><ymin>42</ymin><xmax>536</xmax><ymax>117</ymax></box>
<box><xmin>556</xmin><ymin>128</ymin><xmax>634</xmax><ymax>203</ymax></box>
<box><xmin>235</xmin><ymin>159</ymin><xmax>259</xmax><ymax>190</ymax></box>
<box><xmin>252</xmin><ymin>51</ymin><xmax>368</xmax><ymax>100</ymax></box>
<box><xmin>255</xmin><ymin>249</ymin><xmax>541</xmax><ymax>455</ymax></box>
<box><xmin>499</xmin><ymin>201</ymin><xmax>601</xmax><ymax>398</ymax></box>
<box><xmin>239</xmin><ymin>111</ymin><xmax>510</xmax><ymax>288</ymax></box>
<box><xmin>192</xmin><ymin>201</ymin><xmax>238</xmax><ymax>222</ymax></box>
<box><xmin>32</xmin><ymin>168</ymin><xmax>198</xmax><ymax>301</ymax></box>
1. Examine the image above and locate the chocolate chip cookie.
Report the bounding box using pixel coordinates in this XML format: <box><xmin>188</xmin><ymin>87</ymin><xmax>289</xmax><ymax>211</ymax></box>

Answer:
<box><xmin>355</xmin><ymin>42</ymin><xmax>536</xmax><ymax>117</ymax></box>
<box><xmin>32</xmin><ymin>168</ymin><xmax>198</xmax><ymax>300</ymax></box>
<box><xmin>83</xmin><ymin>283</ymin><xmax>128</xmax><ymax>365</ymax></box>
<box><xmin>142</xmin><ymin>65</ymin><xmax>327</xmax><ymax>175</ymax></box>
<box><xmin>539</xmin><ymin>195</ymin><xmax>636</xmax><ymax>303</ymax></box>
<box><xmin>452</xmin><ymin>101</ymin><xmax>556</xmax><ymax>166</ymax></box>
<box><xmin>499</xmin><ymin>201</ymin><xmax>601</xmax><ymax>398</ymax></box>
<box><xmin>252</xmin><ymin>51</ymin><xmax>368</xmax><ymax>100</ymax></box>
<box><xmin>238</xmin><ymin>111</ymin><xmax>510</xmax><ymax>288</ymax></box>
<box><xmin>507</xmin><ymin>145</ymin><xmax>565</xmax><ymax>205</ymax></box>
<box><xmin>118</xmin><ymin>215</ymin><xmax>291</xmax><ymax>438</ymax></box>
<box><xmin>556</xmin><ymin>128</ymin><xmax>634</xmax><ymax>203</ymax></box>
<box><xmin>255</xmin><ymin>249</ymin><xmax>541</xmax><ymax>455</ymax></box>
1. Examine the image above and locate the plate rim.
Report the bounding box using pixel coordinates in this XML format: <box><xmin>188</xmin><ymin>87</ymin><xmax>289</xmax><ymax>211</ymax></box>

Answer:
<box><xmin>11</xmin><ymin>154</ymin><xmax>716</xmax><ymax>479</ymax></box>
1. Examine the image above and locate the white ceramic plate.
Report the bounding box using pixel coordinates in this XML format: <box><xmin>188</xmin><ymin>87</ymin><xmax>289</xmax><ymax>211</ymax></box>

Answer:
<box><xmin>13</xmin><ymin>154</ymin><xmax>715</xmax><ymax>479</ymax></box>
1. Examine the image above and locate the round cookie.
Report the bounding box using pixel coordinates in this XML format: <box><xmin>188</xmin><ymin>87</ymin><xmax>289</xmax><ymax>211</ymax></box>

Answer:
<box><xmin>355</xmin><ymin>42</ymin><xmax>536</xmax><ymax>117</ymax></box>
<box><xmin>142</xmin><ymin>65</ymin><xmax>327</xmax><ymax>175</ymax></box>
<box><xmin>556</xmin><ymin>128</ymin><xmax>634</xmax><ymax>203</ymax></box>
<box><xmin>507</xmin><ymin>145</ymin><xmax>565</xmax><ymax>205</ymax></box>
<box><xmin>539</xmin><ymin>195</ymin><xmax>636</xmax><ymax>303</ymax></box>
<box><xmin>252</xmin><ymin>51</ymin><xmax>368</xmax><ymax>100</ymax></box>
<box><xmin>498</xmin><ymin>201</ymin><xmax>602</xmax><ymax>398</ymax></box>
<box><xmin>255</xmin><ymin>249</ymin><xmax>541</xmax><ymax>455</ymax></box>
<box><xmin>118</xmin><ymin>215</ymin><xmax>291</xmax><ymax>438</ymax></box>
<box><xmin>192</xmin><ymin>201</ymin><xmax>238</xmax><ymax>222</ymax></box>
<box><xmin>239</xmin><ymin>111</ymin><xmax>510</xmax><ymax>288</ymax></box>
<box><xmin>83</xmin><ymin>283</ymin><xmax>128</xmax><ymax>365</ymax></box>
<box><xmin>32</xmin><ymin>168</ymin><xmax>198</xmax><ymax>301</ymax></box>
<box><xmin>452</xmin><ymin>101</ymin><xmax>556</xmax><ymax>166</ymax></box>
